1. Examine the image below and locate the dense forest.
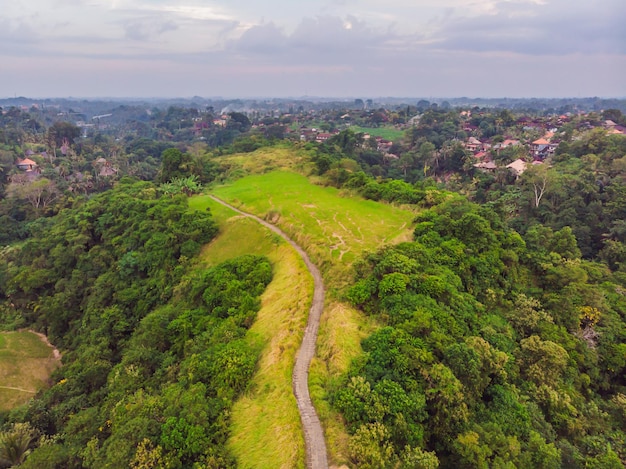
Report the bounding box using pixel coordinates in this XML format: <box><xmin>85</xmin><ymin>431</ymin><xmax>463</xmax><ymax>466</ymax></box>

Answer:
<box><xmin>334</xmin><ymin>197</ymin><xmax>626</xmax><ymax>467</ymax></box>
<box><xmin>1</xmin><ymin>100</ymin><xmax>625</xmax><ymax>468</ymax></box>
<box><xmin>0</xmin><ymin>181</ymin><xmax>273</xmax><ymax>467</ymax></box>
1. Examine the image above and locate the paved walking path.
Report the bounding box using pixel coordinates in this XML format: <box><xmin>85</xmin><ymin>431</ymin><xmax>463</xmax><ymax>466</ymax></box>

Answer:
<box><xmin>209</xmin><ymin>195</ymin><xmax>328</xmax><ymax>469</ymax></box>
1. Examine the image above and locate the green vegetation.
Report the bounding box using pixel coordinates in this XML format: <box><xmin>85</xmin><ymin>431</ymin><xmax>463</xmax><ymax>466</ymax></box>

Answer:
<box><xmin>0</xmin><ymin>332</ymin><xmax>59</xmax><ymax>412</ymax></box>
<box><xmin>226</xmin><ymin>242</ymin><xmax>309</xmax><ymax>469</ymax></box>
<box><xmin>0</xmin><ymin>180</ymin><xmax>274</xmax><ymax>467</ymax></box>
<box><xmin>195</xmin><ymin>169</ymin><xmax>415</xmax><ymax>465</ymax></box>
<box><xmin>209</xmin><ymin>168</ymin><xmax>418</xmax><ymax>462</ymax></box>
<box><xmin>349</xmin><ymin>126</ymin><xmax>406</xmax><ymax>141</ymax></box>
<box><xmin>332</xmin><ymin>197</ymin><xmax>626</xmax><ymax>468</ymax></box>
<box><xmin>212</xmin><ymin>170</ymin><xmax>415</xmax><ymax>286</ymax></box>
<box><xmin>2</xmin><ymin>102</ymin><xmax>626</xmax><ymax>469</ymax></box>
<box><xmin>190</xmin><ymin>195</ymin><xmax>309</xmax><ymax>469</ymax></box>
<box><xmin>0</xmin><ymin>423</ymin><xmax>36</xmax><ymax>467</ymax></box>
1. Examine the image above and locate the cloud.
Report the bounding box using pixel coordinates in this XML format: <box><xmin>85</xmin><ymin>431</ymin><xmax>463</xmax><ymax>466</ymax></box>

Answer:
<box><xmin>290</xmin><ymin>15</ymin><xmax>379</xmax><ymax>50</ymax></box>
<box><xmin>124</xmin><ymin>18</ymin><xmax>179</xmax><ymax>41</ymax></box>
<box><xmin>0</xmin><ymin>18</ymin><xmax>43</xmax><ymax>56</ymax></box>
<box><xmin>229</xmin><ymin>15</ymin><xmax>395</xmax><ymax>66</ymax></box>
<box><xmin>0</xmin><ymin>0</ymin><xmax>623</xmax><ymax>98</ymax></box>
<box><xmin>430</xmin><ymin>0</ymin><xmax>626</xmax><ymax>55</ymax></box>
<box><xmin>234</xmin><ymin>22</ymin><xmax>286</xmax><ymax>53</ymax></box>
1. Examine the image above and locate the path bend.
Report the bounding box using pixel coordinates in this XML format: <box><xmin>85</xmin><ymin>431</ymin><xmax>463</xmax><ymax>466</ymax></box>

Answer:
<box><xmin>209</xmin><ymin>196</ymin><xmax>329</xmax><ymax>469</ymax></box>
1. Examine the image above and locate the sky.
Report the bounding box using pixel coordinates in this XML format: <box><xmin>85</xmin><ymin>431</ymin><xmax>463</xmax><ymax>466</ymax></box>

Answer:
<box><xmin>1</xmin><ymin>0</ymin><xmax>625</xmax><ymax>98</ymax></box>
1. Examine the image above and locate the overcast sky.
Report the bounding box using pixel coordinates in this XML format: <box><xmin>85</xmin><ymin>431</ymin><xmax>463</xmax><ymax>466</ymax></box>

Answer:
<box><xmin>1</xmin><ymin>0</ymin><xmax>624</xmax><ymax>98</ymax></box>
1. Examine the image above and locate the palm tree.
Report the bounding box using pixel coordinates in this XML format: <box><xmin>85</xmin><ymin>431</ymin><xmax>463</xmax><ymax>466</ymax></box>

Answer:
<box><xmin>159</xmin><ymin>175</ymin><xmax>202</xmax><ymax>197</ymax></box>
<box><xmin>0</xmin><ymin>423</ymin><xmax>35</xmax><ymax>467</ymax></box>
<box><xmin>175</xmin><ymin>175</ymin><xmax>202</xmax><ymax>196</ymax></box>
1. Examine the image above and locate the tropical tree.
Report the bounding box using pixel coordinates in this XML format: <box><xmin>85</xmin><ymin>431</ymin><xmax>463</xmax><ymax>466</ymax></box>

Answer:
<box><xmin>0</xmin><ymin>423</ymin><xmax>36</xmax><ymax>468</ymax></box>
<box><xmin>5</xmin><ymin>177</ymin><xmax>60</xmax><ymax>210</ymax></box>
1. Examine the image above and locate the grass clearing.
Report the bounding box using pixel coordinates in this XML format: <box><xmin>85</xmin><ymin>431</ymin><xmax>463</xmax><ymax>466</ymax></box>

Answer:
<box><xmin>190</xmin><ymin>196</ymin><xmax>311</xmax><ymax>469</ymax></box>
<box><xmin>212</xmin><ymin>171</ymin><xmax>415</xmax><ymax>289</ymax></box>
<box><xmin>208</xmin><ymin>168</ymin><xmax>417</xmax><ymax>464</ymax></box>
<box><xmin>228</xmin><ymin>242</ymin><xmax>310</xmax><ymax>469</ymax></box>
<box><xmin>191</xmin><ymin>196</ymin><xmax>282</xmax><ymax>265</ymax></box>
<box><xmin>0</xmin><ymin>331</ymin><xmax>61</xmax><ymax>412</ymax></box>
<box><xmin>213</xmin><ymin>144</ymin><xmax>313</xmax><ymax>179</ymax></box>
<box><xmin>349</xmin><ymin>125</ymin><xmax>406</xmax><ymax>141</ymax></box>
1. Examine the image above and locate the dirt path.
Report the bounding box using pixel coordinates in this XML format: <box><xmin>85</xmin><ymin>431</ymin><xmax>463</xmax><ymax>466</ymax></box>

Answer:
<box><xmin>209</xmin><ymin>195</ymin><xmax>329</xmax><ymax>469</ymax></box>
<box><xmin>0</xmin><ymin>386</ymin><xmax>36</xmax><ymax>394</ymax></box>
<box><xmin>26</xmin><ymin>329</ymin><xmax>62</xmax><ymax>361</ymax></box>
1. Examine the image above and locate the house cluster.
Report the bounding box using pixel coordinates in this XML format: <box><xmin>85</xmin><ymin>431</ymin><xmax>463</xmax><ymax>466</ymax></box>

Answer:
<box><xmin>604</xmin><ymin>119</ymin><xmax>626</xmax><ymax>135</ymax></box>
<box><xmin>359</xmin><ymin>133</ymin><xmax>397</xmax><ymax>158</ymax></box>
<box><xmin>299</xmin><ymin>128</ymin><xmax>340</xmax><ymax>143</ymax></box>
<box><xmin>466</xmin><ymin>132</ymin><xmax>557</xmax><ymax>177</ymax></box>
<box><xmin>297</xmin><ymin>128</ymin><xmax>398</xmax><ymax>158</ymax></box>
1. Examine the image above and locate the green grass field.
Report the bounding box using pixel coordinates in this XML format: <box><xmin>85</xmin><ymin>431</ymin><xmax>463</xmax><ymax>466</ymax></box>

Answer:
<box><xmin>204</xmin><ymin>169</ymin><xmax>416</xmax><ymax>465</ymax></box>
<box><xmin>349</xmin><ymin>125</ymin><xmax>406</xmax><ymax>141</ymax></box>
<box><xmin>0</xmin><ymin>331</ymin><xmax>60</xmax><ymax>411</ymax></box>
<box><xmin>211</xmin><ymin>171</ymin><xmax>415</xmax><ymax>288</ymax></box>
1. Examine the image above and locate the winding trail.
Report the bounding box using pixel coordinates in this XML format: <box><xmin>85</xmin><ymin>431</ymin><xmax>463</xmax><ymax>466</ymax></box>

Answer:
<box><xmin>209</xmin><ymin>196</ymin><xmax>329</xmax><ymax>469</ymax></box>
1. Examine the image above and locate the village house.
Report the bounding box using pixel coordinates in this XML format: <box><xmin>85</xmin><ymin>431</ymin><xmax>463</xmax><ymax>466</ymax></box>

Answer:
<box><xmin>492</xmin><ymin>139</ymin><xmax>520</xmax><ymax>152</ymax></box>
<box><xmin>608</xmin><ymin>126</ymin><xmax>626</xmax><ymax>135</ymax></box>
<box><xmin>16</xmin><ymin>158</ymin><xmax>38</xmax><ymax>171</ymax></box>
<box><xmin>212</xmin><ymin>116</ymin><xmax>228</xmax><ymax>127</ymax></box>
<box><xmin>602</xmin><ymin>121</ymin><xmax>626</xmax><ymax>135</ymax></box>
<box><xmin>530</xmin><ymin>137</ymin><xmax>557</xmax><ymax>159</ymax></box>
<box><xmin>315</xmin><ymin>133</ymin><xmax>333</xmax><ymax>143</ymax></box>
<box><xmin>375</xmin><ymin>137</ymin><xmax>393</xmax><ymax>152</ymax></box>
<box><xmin>95</xmin><ymin>157</ymin><xmax>118</xmax><ymax>177</ymax></box>
<box><xmin>299</xmin><ymin>129</ymin><xmax>317</xmax><ymax>142</ymax></box>
<box><xmin>506</xmin><ymin>159</ymin><xmax>528</xmax><ymax>177</ymax></box>
<box><xmin>465</xmin><ymin>136</ymin><xmax>482</xmax><ymax>152</ymax></box>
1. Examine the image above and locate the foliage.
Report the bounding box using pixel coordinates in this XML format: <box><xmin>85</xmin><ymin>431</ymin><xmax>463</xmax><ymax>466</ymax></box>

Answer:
<box><xmin>335</xmin><ymin>196</ymin><xmax>626</xmax><ymax>468</ymax></box>
<box><xmin>0</xmin><ymin>179</ymin><xmax>274</xmax><ymax>467</ymax></box>
<box><xmin>0</xmin><ymin>423</ymin><xmax>36</xmax><ymax>468</ymax></box>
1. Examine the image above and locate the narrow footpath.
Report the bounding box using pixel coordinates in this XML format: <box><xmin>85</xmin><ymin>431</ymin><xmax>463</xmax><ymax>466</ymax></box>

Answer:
<box><xmin>209</xmin><ymin>196</ymin><xmax>329</xmax><ymax>469</ymax></box>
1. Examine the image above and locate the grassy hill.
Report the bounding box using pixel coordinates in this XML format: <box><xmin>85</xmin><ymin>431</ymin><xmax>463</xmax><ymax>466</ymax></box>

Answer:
<box><xmin>189</xmin><ymin>195</ymin><xmax>309</xmax><ymax>468</ymax></box>
<box><xmin>0</xmin><ymin>331</ymin><xmax>60</xmax><ymax>411</ymax></box>
<box><xmin>211</xmin><ymin>171</ymin><xmax>415</xmax><ymax>285</ymax></box>
<box><xmin>0</xmin><ymin>147</ymin><xmax>418</xmax><ymax>467</ymax></box>
<box><xmin>193</xmin><ymin>164</ymin><xmax>417</xmax><ymax>466</ymax></box>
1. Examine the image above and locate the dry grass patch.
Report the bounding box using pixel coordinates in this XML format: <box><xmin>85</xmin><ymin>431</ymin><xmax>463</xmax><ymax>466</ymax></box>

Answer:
<box><xmin>190</xmin><ymin>195</ymin><xmax>311</xmax><ymax>469</ymax></box>
<box><xmin>228</xmin><ymin>243</ymin><xmax>311</xmax><ymax>469</ymax></box>
<box><xmin>217</xmin><ymin>145</ymin><xmax>313</xmax><ymax>178</ymax></box>
<box><xmin>311</xmin><ymin>302</ymin><xmax>378</xmax><ymax>465</ymax></box>
<box><xmin>0</xmin><ymin>331</ymin><xmax>61</xmax><ymax>411</ymax></box>
<box><xmin>317</xmin><ymin>302</ymin><xmax>376</xmax><ymax>378</ymax></box>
